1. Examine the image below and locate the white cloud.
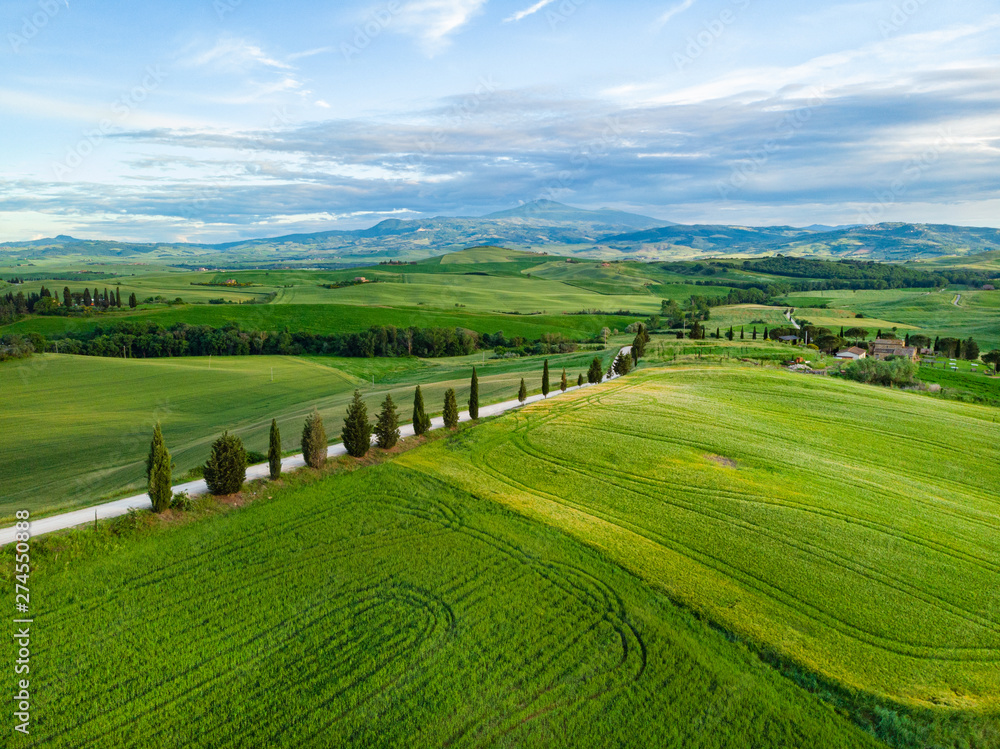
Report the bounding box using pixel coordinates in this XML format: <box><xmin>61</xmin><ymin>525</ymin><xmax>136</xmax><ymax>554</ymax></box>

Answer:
<box><xmin>182</xmin><ymin>37</ymin><xmax>292</xmax><ymax>73</ymax></box>
<box><xmin>654</xmin><ymin>0</ymin><xmax>696</xmax><ymax>29</ymax></box>
<box><xmin>394</xmin><ymin>0</ymin><xmax>489</xmax><ymax>55</ymax></box>
<box><xmin>504</xmin><ymin>0</ymin><xmax>555</xmax><ymax>23</ymax></box>
<box><xmin>315</xmin><ymin>100</ymin><xmax>331</xmax><ymax>109</ymax></box>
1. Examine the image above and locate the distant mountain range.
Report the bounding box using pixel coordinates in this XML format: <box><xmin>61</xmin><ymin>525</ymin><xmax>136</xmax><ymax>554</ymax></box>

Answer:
<box><xmin>3</xmin><ymin>201</ymin><xmax>1000</xmax><ymax>266</ymax></box>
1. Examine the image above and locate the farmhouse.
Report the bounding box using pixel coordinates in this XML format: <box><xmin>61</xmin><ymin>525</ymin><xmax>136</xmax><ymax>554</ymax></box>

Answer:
<box><xmin>870</xmin><ymin>339</ymin><xmax>918</xmax><ymax>361</ymax></box>
<box><xmin>835</xmin><ymin>346</ymin><xmax>867</xmax><ymax>360</ymax></box>
<box><xmin>777</xmin><ymin>335</ymin><xmax>799</xmax><ymax>343</ymax></box>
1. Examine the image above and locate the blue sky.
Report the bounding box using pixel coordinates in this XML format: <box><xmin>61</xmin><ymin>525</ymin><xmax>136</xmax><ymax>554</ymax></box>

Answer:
<box><xmin>1</xmin><ymin>0</ymin><xmax>998</xmax><ymax>242</ymax></box>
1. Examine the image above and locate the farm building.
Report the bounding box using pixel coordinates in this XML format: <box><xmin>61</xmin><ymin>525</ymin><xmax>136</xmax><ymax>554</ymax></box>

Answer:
<box><xmin>835</xmin><ymin>347</ymin><xmax>867</xmax><ymax>360</ymax></box>
<box><xmin>870</xmin><ymin>339</ymin><xmax>918</xmax><ymax>361</ymax></box>
<box><xmin>777</xmin><ymin>335</ymin><xmax>799</xmax><ymax>343</ymax></box>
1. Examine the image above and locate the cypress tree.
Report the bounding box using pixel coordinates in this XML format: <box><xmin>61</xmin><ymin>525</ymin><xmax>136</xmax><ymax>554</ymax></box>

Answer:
<box><xmin>517</xmin><ymin>378</ymin><xmax>527</xmax><ymax>404</ymax></box>
<box><xmin>716</xmin><ymin>327</ymin><xmax>720</xmax><ymax>339</ymax></box>
<box><xmin>412</xmin><ymin>386</ymin><xmax>431</xmax><ymax>435</ymax></box>
<box><xmin>204</xmin><ymin>431</ymin><xmax>247</xmax><ymax>495</ymax></box>
<box><xmin>560</xmin><ymin>368</ymin><xmax>568</xmax><ymax>392</ymax></box>
<box><xmin>726</xmin><ymin>326</ymin><xmax>734</xmax><ymax>341</ymax></box>
<box><xmin>752</xmin><ymin>328</ymin><xmax>757</xmax><ymax>340</ymax></box>
<box><xmin>146</xmin><ymin>423</ymin><xmax>172</xmax><ymax>513</ymax></box>
<box><xmin>840</xmin><ymin>326</ymin><xmax>845</xmax><ymax>337</ymax></box>
<box><xmin>876</xmin><ymin>328</ymin><xmax>883</xmax><ymax>340</ymax></box>
<box><xmin>542</xmin><ymin>359</ymin><xmax>550</xmax><ymax>397</ymax></box>
<box><xmin>129</xmin><ymin>292</ymin><xmax>137</xmax><ymax>308</ymax></box>
<box><xmin>740</xmin><ymin>327</ymin><xmax>744</xmax><ymax>340</ymax></box>
<box><xmin>934</xmin><ymin>335</ymin><xmax>940</xmax><ymax>352</ymax></box>
<box><xmin>577</xmin><ymin>373</ymin><xmax>584</xmax><ymax>387</ymax></box>
<box><xmin>763</xmin><ymin>327</ymin><xmax>768</xmax><ymax>340</ymax></box>
<box><xmin>342</xmin><ymin>390</ymin><xmax>372</xmax><ymax>458</ymax></box>
<box><xmin>63</xmin><ymin>287</ymin><xmax>71</xmax><ymax>307</ymax></box>
<box><xmin>587</xmin><ymin>356</ymin><xmax>603</xmax><ymax>383</ymax></box>
<box><xmin>468</xmin><ymin>366</ymin><xmax>480</xmax><ymax>418</ymax></box>
<box><xmin>115</xmin><ymin>288</ymin><xmax>122</xmax><ymax>307</ymax></box>
<box><xmin>443</xmin><ymin>388</ymin><xmax>459</xmax><ymax>428</ymax></box>
<box><xmin>83</xmin><ymin>288</ymin><xmax>92</xmax><ymax>307</ymax></box>
<box><xmin>374</xmin><ymin>393</ymin><xmax>399</xmax><ymax>449</ymax></box>
<box><xmin>268</xmin><ymin>419</ymin><xmax>281</xmax><ymax>480</ymax></box>
<box><xmin>301</xmin><ymin>408</ymin><xmax>327</xmax><ymax>468</ymax></box>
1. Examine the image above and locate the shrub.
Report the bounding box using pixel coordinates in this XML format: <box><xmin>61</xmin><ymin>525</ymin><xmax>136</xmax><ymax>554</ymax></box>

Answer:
<box><xmin>842</xmin><ymin>357</ymin><xmax>919</xmax><ymax>387</ymax></box>
<box><xmin>204</xmin><ymin>432</ymin><xmax>248</xmax><ymax>495</ymax></box>
<box><xmin>301</xmin><ymin>409</ymin><xmax>327</xmax><ymax>468</ymax></box>
<box><xmin>170</xmin><ymin>492</ymin><xmax>194</xmax><ymax>512</ymax></box>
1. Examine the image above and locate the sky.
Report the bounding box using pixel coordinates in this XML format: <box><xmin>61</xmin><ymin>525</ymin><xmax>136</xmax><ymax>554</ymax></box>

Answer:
<box><xmin>1</xmin><ymin>0</ymin><xmax>998</xmax><ymax>242</ymax></box>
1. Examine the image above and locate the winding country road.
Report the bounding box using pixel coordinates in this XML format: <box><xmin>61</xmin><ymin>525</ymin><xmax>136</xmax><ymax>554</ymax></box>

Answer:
<box><xmin>0</xmin><ymin>347</ymin><xmax>631</xmax><ymax>546</ymax></box>
<box><xmin>953</xmin><ymin>294</ymin><xmax>962</xmax><ymax>306</ymax></box>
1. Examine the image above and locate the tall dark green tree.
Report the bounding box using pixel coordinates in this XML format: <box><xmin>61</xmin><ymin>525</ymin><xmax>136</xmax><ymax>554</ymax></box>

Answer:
<box><xmin>541</xmin><ymin>359</ymin><xmax>550</xmax><ymax>397</ymax></box>
<box><xmin>740</xmin><ymin>327</ymin><xmax>744</xmax><ymax>340</ymax></box>
<box><xmin>301</xmin><ymin>409</ymin><xmax>327</xmax><ymax>468</ymax></box>
<box><xmin>129</xmin><ymin>292</ymin><xmax>137</xmax><ymax>308</ymax></box>
<box><xmin>412</xmin><ymin>386</ymin><xmax>431</xmax><ymax>435</ymax></box>
<box><xmin>587</xmin><ymin>356</ymin><xmax>603</xmax><ymax>383</ymax></box>
<box><xmin>83</xmin><ymin>288</ymin><xmax>92</xmax><ymax>307</ymax></box>
<box><xmin>146</xmin><ymin>422</ymin><xmax>172</xmax><ymax>513</ymax></box>
<box><xmin>375</xmin><ymin>393</ymin><xmax>400</xmax><ymax>449</ymax></box>
<box><xmin>204</xmin><ymin>432</ymin><xmax>247</xmax><ymax>495</ymax></box>
<box><xmin>62</xmin><ymin>286</ymin><xmax>71</xmax><ymax>307</ymax></box>
<box><xmin>115</xmin><ymin>288</ymin><xmax>122</xmax><ymax>307</ymax></box>
<box><xmin>560</xmin><ymin>368</ymin><xmax>568</xmax><ymax>392</ymax></box>
<box><xmin>469</xmin><ymin>366</ymin><xmax>480</xmax><ymax>418</ymax></box>
<box><xmin>613</xmin><ymin>352</ymin><xmax>633</xmax><ymax>376</ymax></box>
<box><xmin>443</xmin><ymin>388</ymin><xmax>459</xmax><ymax>428</ymax></box>
<box><xmin>726</xmin><ymin>326</ymin><xmax>734</xmax><ymax>341</ymax></box>
<box><xmin>342</xmin><ymin>390</ymin><xmax>372</xmax><ymax>458</ymax></box>
<box><xmin>963</xmin><ymin>337</ymin><xmax>980</xmax><ymax>361</ymax></box>
<box><xmin>752</xmin><ymin>328</ymin><xmax>757</xmax><ymax>340</ymax></box>
<box><xmin>577</xmin><ymin>373</ymin><xmax>584</xmax><ymax>387</ymax></box>
<box><xmin>268</xmin><ymin>419</ymin><xmax>281</xmax><ymax>480</ymax></box>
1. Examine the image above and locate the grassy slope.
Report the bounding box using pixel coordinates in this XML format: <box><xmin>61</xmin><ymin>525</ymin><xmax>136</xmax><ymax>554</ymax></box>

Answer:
<box><xmin>0</xmin><ymin>350</ymin><xmax>616</xmax><ymax>520</ymax></box>
<box><xmin>2</xmin><ymin>303</ymin><xmax>644</xmax><ymax>341</ymax></box>
<box><xmin>780</xmin><ymin>288</ymin><xmax>1000</xmax><ymax>350</ymax></box>
<box><xmin>3</xmin><ymin>452</ymin><xmax>880</xmax><ymax>748</ymax></box>
<box><xmin>400</xmin><ymin>366</ymin><xmax>1000</xmax><ymax>709</ymax></box>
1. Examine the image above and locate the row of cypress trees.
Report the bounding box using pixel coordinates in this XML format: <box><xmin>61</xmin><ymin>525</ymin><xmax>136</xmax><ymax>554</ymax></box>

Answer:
<box><xmin>146</xmin><ymin>354</ymin><xmax>622</xmax><ymax>511</ymax></box>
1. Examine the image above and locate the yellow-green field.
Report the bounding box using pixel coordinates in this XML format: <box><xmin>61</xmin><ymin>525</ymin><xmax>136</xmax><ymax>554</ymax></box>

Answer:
<box><xmin>401</xmin><ymin>367</ymin><xmax>1000</xmax><ymax>710</ymax></box>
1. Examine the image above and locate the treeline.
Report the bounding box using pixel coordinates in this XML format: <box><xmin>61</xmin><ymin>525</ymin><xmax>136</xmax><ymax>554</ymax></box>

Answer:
<box><xmin>736</xmin><ymin>256</ymin><xmax>995</xmax><ymax>288</ymax></box>
<box><xmin>1</xmin><ymin>286</ymin><xmax>138</xmax><ymax>320</ymax></box>
<box><xmin>44</xmin><ymin>321</ymin><xmax>580</xmax><ymax>359</ymax></box>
